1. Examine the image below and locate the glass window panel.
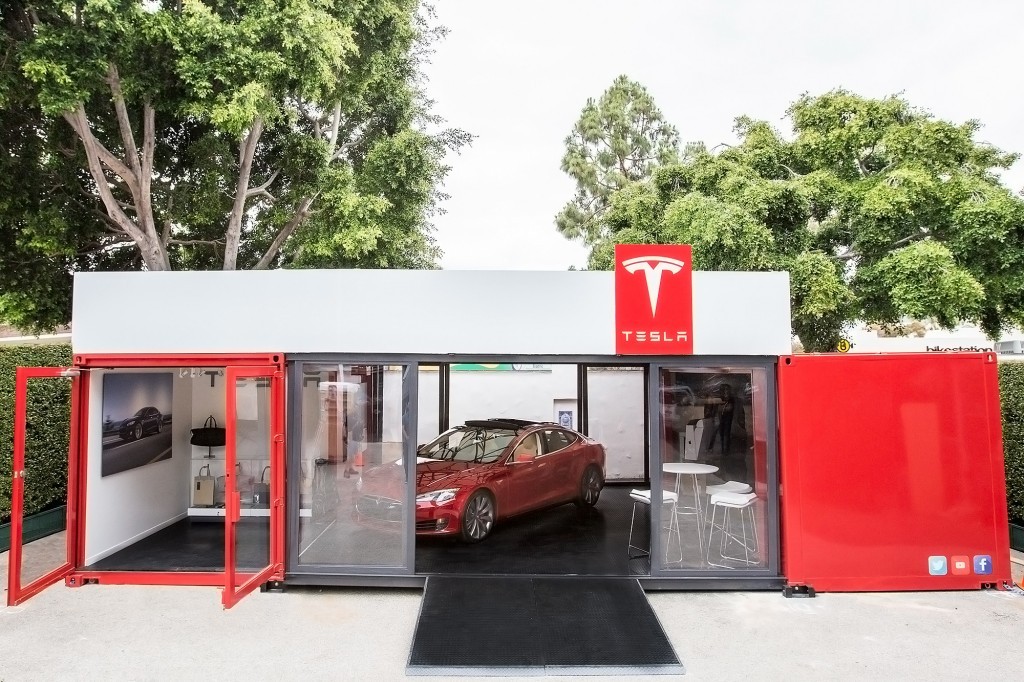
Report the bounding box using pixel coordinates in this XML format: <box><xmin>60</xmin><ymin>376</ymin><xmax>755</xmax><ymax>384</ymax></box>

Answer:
<box><xmin>296</xmin><ymin>364</ymin><xmax>408</xmax><ymax>568</ymax></box>
<box><xmin>231</xmin><ymin>376</ymin><xmax>271</xmax><ymax>571</ymax></box>
<box><xmin>19</xmin><ymin>377</ymin><xmax>72</xmax><ymax>587</ymax></box>
<box><xmin>657</xmin><ymin>367</ymin><xmax>769</xmax><ymax>572</ymax></box>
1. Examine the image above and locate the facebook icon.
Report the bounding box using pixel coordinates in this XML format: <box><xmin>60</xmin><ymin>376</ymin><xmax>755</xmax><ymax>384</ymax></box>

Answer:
<box><xmin>973</xmin><ymin>555</ymin><xmax>993</xmax><ymax>575</ymax></box>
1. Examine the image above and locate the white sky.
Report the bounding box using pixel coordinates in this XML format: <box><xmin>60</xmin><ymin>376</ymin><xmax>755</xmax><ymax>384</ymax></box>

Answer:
<box><xmin>421</xmin><ymin>0</ymin><xmax>1024</xmax><ymax>271</ymax></box>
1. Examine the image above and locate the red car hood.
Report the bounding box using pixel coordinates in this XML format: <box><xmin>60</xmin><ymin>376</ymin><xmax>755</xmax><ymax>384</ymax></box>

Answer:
<box><xmin>359</xmin><ymin>457</ymin><xmax>488</xmax><ymax>498</ymax></box>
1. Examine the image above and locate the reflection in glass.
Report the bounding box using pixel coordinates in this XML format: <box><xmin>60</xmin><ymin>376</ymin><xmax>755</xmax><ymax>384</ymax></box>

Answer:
<box><xmin>657</xmin><ymin>368</ymin><xmax>769</xmax><ymax>571</ymax></box>
<box><xmin>297</xmin><ymin>364</ymin><xmax>406</xmax><ymax>568</ymax></box>
<box><xmin>19</xmin><ymin>377</ymin><xmax>72</xmax><ymax>587</ymax></box>
<box><xmin>232</xmin><ymin>376</ymin><xmax>271</xmax><ymax>571</ymax></box>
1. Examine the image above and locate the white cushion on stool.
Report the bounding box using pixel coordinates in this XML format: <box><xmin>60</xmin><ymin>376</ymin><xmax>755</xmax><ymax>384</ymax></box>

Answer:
<box><xmin>709</xmin><ymin>491</ymin><xmax>756</xmax><ymax>508</ymax></box>
<box><xmin>630</xmin><ymin>489</ymin><xmax>679</xmax><ymax>505</ymax></box>
<box><xmin>706</xmin><ymin>481</ymin><xmax>752</xmax><ymax>495</ymax></box>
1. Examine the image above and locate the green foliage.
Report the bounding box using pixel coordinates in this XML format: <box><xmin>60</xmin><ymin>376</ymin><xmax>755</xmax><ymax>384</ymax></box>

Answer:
<box><xmin>1000</xmin><ymin>363</ymin><xmax>1024</xmax><ymax>523</ymax></box>
<box><xmin>566</xmin><ymin>87</ymin><xmax>1024</xmax><ymax>351</ymax></box>
<box><xmin>556</xmin><ymin>75</ymin><xmax>678</xmax><ymax>244</ymax></box>
<box><xmin>1</xmin><ymin>1</ymin><xmax>468</xmax><ymax>330</ymax></box>
<box><xmin>0</xmin><ymin>345</ymin><xmax>73</xmax><ymax>526</ymax></box>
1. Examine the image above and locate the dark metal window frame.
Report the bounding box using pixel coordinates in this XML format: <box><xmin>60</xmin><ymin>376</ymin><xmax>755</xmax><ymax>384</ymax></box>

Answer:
<box><xmin>647</xmin><ymin>359</ymin><xmax>781</xmax><ymax>581</ymax></box>
<box><xmin>284</xmin><ymin>353</ymin><xmax>780</xmax><ymax>587</ymax></box>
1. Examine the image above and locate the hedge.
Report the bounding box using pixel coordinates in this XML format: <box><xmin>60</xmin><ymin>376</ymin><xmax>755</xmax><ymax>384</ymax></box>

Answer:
<box><xmin>1001</xmin><ymin>363</ymin><xmax>1024</xmax><ymax>524</ymax></box>
<box><xmin>1</xmin><ymin>344</ymin><xmax>73</xmax><ymax>526</ymax></box>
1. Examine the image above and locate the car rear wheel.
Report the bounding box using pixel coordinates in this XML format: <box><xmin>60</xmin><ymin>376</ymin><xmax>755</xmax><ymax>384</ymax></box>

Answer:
<box><xmin>461</xmin><ymin>491</ymin><xmax>495</xmax><ymax>542</ymax></box>
<box><xmin>576</xmin><ymin>465</ymin><xmax>603</xmax><ymax>507</ymax></box>
<box><xmin>155</xmin><ymin>419</ymin><xmax>161</xmax><ymax>433</ymax></box>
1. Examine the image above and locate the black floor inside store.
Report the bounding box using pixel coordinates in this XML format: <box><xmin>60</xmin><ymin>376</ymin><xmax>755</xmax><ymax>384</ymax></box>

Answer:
<box><xmin>408</xmin><ymin>576</ymin><xmax>683</xmax><ymax>675</ymax></box>
<box><xmin>85</xmin><ymin>518</ymin><xmax>270</xmax><ymax>572</ymax></box>
<box><xmin>415</xmin><ymin>485</ymin><xmax>650</xmax><ymax>576</ymax></box>
<box><xmin>84</xmin><ymin>485</ymin><xmax>666</xmax><ymax>575</ymax></box>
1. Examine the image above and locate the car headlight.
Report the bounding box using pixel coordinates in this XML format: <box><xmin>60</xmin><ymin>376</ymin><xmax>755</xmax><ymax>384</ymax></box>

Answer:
<box><xmin>416</xmin><ymin>488</ymin><xmax>459</xmax><ymax>505</ymax></box>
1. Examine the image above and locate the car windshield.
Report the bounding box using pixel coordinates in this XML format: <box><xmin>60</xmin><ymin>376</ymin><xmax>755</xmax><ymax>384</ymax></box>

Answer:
<box><xmin>418</xmin><ymin>427</ymin><xmax>516</xmax><ymax>464</ymax></box>
<box><xmin>134</xmin><ymin>408</ymin><xmax>149</xmax><ymax>417</ymax></box>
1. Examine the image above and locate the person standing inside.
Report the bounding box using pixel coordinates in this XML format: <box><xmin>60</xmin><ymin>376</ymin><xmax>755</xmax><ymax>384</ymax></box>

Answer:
<box><xmin>708</xmin><ymin>384</ymin><xmax>736</xmax><ymax>455</ymax></box>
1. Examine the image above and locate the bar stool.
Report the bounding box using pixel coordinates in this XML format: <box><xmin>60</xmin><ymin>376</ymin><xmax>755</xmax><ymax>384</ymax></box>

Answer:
<box><xmin>702</xmin><ymin>481</ymin><xmax>751</xmax><ymax>547</ymax></box>
<box><xmin>627</xmin><ymin>489</ymin><xmax>679</xmax><ymax>560</ymax></box>
<box><xmin>705</xmin><ymin>491</ymin><xmax>759</xmax><ymax>568</ymax></box>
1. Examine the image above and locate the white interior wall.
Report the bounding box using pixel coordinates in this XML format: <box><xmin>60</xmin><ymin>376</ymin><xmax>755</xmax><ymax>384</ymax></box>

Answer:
<box><xmin>84</xmin><ymin>370</ymin><xmax>192</xmax><ymax>564</ymax></box>
<box><xmin>417</xmin><ymin>369</ymin><xmax>440</xmax><ymax>444</ymax></box>
<box><xmin>585</xmin><ymin>368</ymin><xmax>646</xmax><ymax>480</ymax></box>
<box><xmin>448</xmin><ymin>367</ymin><xmax>573</xmax><ymax>426</ymax></box>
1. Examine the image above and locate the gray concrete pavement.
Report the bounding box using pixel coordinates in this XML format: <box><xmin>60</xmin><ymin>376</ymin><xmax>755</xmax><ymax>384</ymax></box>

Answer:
<box><xmin>2</xmin><ymin>545</ymin><xmax>1023</xmax><ymax>681</ymax></box>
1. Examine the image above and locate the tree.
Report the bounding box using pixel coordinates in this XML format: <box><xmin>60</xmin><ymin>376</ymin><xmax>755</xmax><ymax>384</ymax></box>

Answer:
<box><xmin>0</xmin><ymin>1</ymin><xmax>469</xmax><ymax>331</ymax></box>
<box><xmin>582</xmin><ymin>89</ymin><xmax>1024</xmax><ymax>351</ymax></box>
<box><xmin>555</xmin><ymin>75</ymin><xmax>679</xmax><ymax>246</ymax></box>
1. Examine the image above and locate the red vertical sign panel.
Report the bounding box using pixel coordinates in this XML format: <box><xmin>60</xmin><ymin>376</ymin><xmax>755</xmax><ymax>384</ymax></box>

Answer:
<box><xmin>615</xmin><ymin>244</ymin><xmax>693</xmax><ymax>355</ymax></box>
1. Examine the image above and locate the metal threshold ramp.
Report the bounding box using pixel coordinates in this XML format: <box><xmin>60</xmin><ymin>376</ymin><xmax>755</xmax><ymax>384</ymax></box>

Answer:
<box><xmin>407</xmin><ymin>576</ymin><xmax>684</xmax><ymax>676</ymax></box>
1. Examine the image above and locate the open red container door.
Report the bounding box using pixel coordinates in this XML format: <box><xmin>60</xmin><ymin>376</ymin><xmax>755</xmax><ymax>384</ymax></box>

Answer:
<box><xmin>222</xmin><ymin>365</ymin><xmax>283</xmax><ymax>609</ymax></box>
<box><xmin>7</xmin><ymin>367</ymin><xmax>81</xmax><ymax>606</ymax></box>
<box><xmin>778</xmin><ymin>352</ymin><xmax>1012</xmax><ymax>592</ymax></box>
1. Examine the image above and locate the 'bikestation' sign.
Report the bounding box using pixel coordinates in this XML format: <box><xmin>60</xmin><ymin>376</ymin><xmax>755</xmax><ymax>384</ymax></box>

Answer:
<box><xmin>614</xmin><ymin>243</ymin><xmax>693</xmax><ymax>355</ymax></box>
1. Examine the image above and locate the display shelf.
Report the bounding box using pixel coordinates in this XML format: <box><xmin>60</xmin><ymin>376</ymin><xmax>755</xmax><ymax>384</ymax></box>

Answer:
<box><xmin>188</xmin><ymin>506</ymin><xmax>311</xmax><ymax>518</ymax></box>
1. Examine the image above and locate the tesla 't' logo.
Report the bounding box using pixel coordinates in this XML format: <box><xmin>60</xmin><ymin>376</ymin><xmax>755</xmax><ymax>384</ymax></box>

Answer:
<box><xmin>621</xmin><ymin>256</ymin><xmax>687</xmax><ymax>316</ymax></box>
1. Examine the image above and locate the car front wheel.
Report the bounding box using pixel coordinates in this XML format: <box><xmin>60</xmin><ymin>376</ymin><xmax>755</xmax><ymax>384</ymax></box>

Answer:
<box><xmin>576</xmin><ymin>465</ymin><xmax>603</xmax><ymax>507</ymax></box>
<box><xmin>461</xmin><ymin>491</ymin><xmax>495</xmax><ymax>543</ymax></box>
<box><xmin>133</xmin><ymin>424</ymin><xmax>143</xmax><ymax>440</ymax></box>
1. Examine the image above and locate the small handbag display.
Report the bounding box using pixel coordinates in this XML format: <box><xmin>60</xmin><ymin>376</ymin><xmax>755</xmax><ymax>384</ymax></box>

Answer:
<box><xmin>190</xmin><ymin>415</ymin><xmax>226</xmax><ymax>458</ymax></box>
<box><xmin>252</xmin><ymin>466</ymin><xmax>271</xmax><ymax>508</ymax></box>
<box><xmin>193</xmin><ymin>464</ymin><xmax>215</xmax><ymax>507</ymax></box>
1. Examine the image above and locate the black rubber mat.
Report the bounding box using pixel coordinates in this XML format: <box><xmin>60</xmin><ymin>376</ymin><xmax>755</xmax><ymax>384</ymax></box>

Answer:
<box><xmin>407</xmin><ymin>576</ymin><xmax>683</xmax><ymax>675</ymax></box>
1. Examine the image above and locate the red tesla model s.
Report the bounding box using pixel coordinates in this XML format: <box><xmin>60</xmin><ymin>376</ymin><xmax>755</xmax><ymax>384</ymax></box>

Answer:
<box><xmin>356</xmin><ymin>418</ymin><xmax>606</xmax><ymax>542</ymax></box>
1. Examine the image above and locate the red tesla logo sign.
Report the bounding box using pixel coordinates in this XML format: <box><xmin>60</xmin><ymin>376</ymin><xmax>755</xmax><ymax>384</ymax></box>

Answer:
<box><xmin>615</xmin><ymin>244</ymin><xmax>693</xmax><ymax>355</ymax></box>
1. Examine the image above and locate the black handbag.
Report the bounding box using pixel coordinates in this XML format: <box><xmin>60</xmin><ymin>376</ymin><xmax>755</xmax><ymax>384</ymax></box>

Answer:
<box><xmin>252</xmin><ymin>466</ymin><xmax>271</xmax><ymax>508</ymax></box>
<box><xmin>190</xmin><ymin>415</ymin><xmax>226</xmax><ymax>448</ymax></box>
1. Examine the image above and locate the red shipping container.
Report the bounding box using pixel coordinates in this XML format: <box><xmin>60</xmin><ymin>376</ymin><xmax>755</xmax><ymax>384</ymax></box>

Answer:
<box><xmin>778</xmin><ymin>352</ymin><xmax>1012</xmax><ymax>591</ymax></box>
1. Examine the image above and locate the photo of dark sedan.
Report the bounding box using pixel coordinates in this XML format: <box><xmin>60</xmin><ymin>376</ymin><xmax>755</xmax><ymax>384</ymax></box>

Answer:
<box><xmin>357</xmin><ymin>418</ymin><xmax>606</xmax><ymax>542</ymax></box>
<box><xmin>118</xmin><ymin>406</ymin><xmax>164</xmax><ymax>441</ymax></box>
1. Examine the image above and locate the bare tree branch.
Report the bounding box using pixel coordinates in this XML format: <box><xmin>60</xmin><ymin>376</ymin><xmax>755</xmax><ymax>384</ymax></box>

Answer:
<box><xmin>62</xmin><ymin>105</ymin><xmax>170</xmax><ymax>270</ymax></box>
<box><xmin>61</xmin><ymin>109</ymin><xmax>137</xmax><ymax>189</ymax></box>
<box><xmin>169</xmin><ymin>239</ymin><xmax>226</xmax><ymax>246</ymax></box>
<box><xmin>161</xmin><ymin>192</ymin><xmax>175</xmax><ymax>247</ymax></box>
<box><xmin>253</xmin><ymin>196</ymin><xmax>316</xmax><ymax>269</ymax></box>
<box><xmin>62</xmin><ymin>108</ymin><xmax>147</xmax><ymax>243</ymax></box>
<box><xmin>327</xmin><ymin>100</ymin><xmax>342</xmax><ymax>155</ymax></box>
<box><xmin>780</xmin><ymin>164</ymin><xmax>802</xmax><ymax>178</ymax></box>
<box><xmin>224</xmin><ymin>116</ymin><xmax>265</xmax><ymax>270</ymax></box>
<box><xmin>138</xmin><ymin>101</ymin><xmax>167</xmax><ymax>266</ymax></box>
<box><xmin>245</xmin><ymin>170</ymin><xmax>279</xmax><ymax>200</ymax></box>
<box><xmin>106</xmin><ymin>64</ymin><xmax>141</xmax><ymax>176</ymax></box>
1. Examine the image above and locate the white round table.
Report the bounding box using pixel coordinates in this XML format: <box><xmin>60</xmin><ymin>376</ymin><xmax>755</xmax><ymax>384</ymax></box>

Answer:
<box><xmin>662</xmin><ymin>462</ymin><xmax>719</xmax><ymax>564</ymax></box>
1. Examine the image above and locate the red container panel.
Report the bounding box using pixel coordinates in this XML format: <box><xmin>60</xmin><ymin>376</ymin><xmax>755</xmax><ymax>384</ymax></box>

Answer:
<box><xmin>778</xmin><ymin>353</ymin><xmax>1011</xmax><ymax>591</ymax></box>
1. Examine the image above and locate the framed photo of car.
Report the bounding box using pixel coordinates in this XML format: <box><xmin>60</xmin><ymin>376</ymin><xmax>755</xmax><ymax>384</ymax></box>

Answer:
<box><xmin>101</xmin><ymin>372</ymin><xmax>174</xmax><ymax>477</ymax></box>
